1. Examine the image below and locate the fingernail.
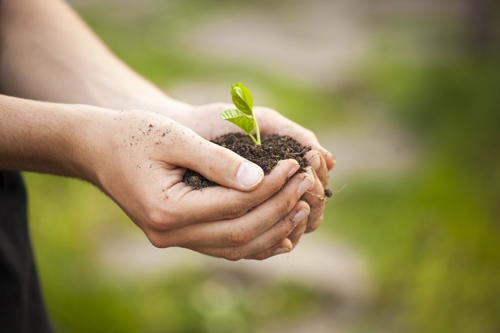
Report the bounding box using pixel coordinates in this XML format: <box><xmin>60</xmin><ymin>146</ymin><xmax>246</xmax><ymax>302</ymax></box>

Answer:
<box><xmin>287</xmin><ymin>162</ymin><xmax>300</xmax><ymax>179</ymax></box>
<box><xmin>237</xmin><ymin>162</ymin><xmax>264</xmax><ymax>188</ymax></box>
<box><xmin>293</xmin><ymin>209</ymin><xmax>310</xmax><ymax>226</ymax></box>
<box><xmin>308</xmin><ymin>154</ymin><xmax>321</xmax><ymax>172</ymax></box>
<box><xmin>298</xmin><ymin>175</ymin><xmax>314</xmax><ymax>197</ymax></box>
<box><xmin>306</xmin><ymin>169</ymin><xmax>316</xmax><ymax>190</ymax></box>
<box><xmin>274</xmin><ymin>247</ymin><xmax>291</xmax><ymax>255</ymax></box>
<box><xmin>323</xmin><ymin>149</ymin><xmax>336</xmax><ymax>170</ymax></box>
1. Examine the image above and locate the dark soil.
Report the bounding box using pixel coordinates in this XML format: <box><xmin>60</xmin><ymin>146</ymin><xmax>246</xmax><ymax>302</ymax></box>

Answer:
<box><xmin>183</xmin><ymin>133</ymin><xmax>332</xmax><ymax>198</ymax></box>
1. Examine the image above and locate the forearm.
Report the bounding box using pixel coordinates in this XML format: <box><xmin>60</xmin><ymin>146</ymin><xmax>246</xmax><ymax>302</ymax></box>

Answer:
<box><xmin>0</xmin><ymin>0</ymin><xmax>187</xmax><ymax>115</ymax></box>
<box><xmin>0</xmin><ymin>94</ymin><xmax>107</xmax><ymax>181</ymax></box>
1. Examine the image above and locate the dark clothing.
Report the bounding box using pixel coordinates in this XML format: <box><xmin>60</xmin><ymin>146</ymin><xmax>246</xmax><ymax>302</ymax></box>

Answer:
<box><xmin>0</xmin><ymin>171</ymin><xmax>54</xmax><ymax>333</ymax></box>
<box><xmin>0</xmin><ymin>2</ymin><xmax>53</xmax><ymax>332</ymax></box>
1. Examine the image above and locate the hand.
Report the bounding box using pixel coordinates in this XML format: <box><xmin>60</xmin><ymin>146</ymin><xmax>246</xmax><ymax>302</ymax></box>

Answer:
<box><xmin>174</xmin><ymin>103</ymin><xmax>334</xmax><ymax>242</ymax></box>
<box><xmin>87</xmin><ymin>109</ymin><xmax>315</xmax><ymax>260</ymax></box>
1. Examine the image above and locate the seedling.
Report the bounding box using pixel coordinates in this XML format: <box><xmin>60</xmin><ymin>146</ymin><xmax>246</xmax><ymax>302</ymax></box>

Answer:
<box><xmin>220</xmin><ymin>82</ymin><xmax>261</xmax><ymax>145</ymax></box>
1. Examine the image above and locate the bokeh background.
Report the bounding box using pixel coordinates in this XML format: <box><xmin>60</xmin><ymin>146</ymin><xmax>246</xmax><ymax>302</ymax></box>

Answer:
<box><xmin>25</xmin><ymin>0</ymin><xmax>500</xmax><ymax>332</ymax></box>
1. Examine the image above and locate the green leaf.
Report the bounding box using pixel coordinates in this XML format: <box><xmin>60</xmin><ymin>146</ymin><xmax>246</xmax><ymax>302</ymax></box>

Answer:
<box><xmin>230</xmin><ymin>82</ymin><xmax>253</xmax><ymax>116</ymax></box>
<box><xmin>220</xmin><ymin>109</ymin><xmax>255</xmax><ymax>134</ymax></box>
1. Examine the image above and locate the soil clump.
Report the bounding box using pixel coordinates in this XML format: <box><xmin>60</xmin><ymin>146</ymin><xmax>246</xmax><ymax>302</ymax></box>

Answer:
<box><xmin>183</xmin><ymin>133</ymin><xmax>331</xmax><ymax>198</ymax></box>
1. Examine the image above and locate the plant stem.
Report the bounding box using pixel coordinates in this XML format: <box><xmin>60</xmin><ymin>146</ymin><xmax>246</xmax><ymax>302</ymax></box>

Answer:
<box><xmin>248</xmin><ymin>133</ymin><xmax>259</xmax><ymax>145</ymax></box>
<box><xmin>254</xmin><ymin>117</ymin><xmax>261</xmax><ymax>145</ymax></box>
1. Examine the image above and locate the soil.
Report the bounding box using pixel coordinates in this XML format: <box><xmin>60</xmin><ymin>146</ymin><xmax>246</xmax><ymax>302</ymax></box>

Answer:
<box><xmin>182</xmin><ymin>133</ymin><xmax>332</xmax><ymax>197</ymax></box>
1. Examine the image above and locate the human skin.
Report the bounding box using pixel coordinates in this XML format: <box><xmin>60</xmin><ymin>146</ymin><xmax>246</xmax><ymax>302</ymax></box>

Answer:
<box><xmin>0</xmin><ymin>0</ymin><xmax>335</xmax><ymax>259</ymax></box>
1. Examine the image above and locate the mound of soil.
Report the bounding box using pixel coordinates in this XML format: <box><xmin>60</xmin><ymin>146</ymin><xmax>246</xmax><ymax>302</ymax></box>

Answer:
<box><xmin>183</xmin><ymin>133</ymin><xmax>332</xmax><ymax>198</ymax></box>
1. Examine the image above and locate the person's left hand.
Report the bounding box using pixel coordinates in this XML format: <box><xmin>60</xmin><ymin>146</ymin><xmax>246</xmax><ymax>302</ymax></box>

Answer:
<box><xmin>173</xmin><ymin>103</ymin><xmax>335</xmax><ymax>248</ymax></box>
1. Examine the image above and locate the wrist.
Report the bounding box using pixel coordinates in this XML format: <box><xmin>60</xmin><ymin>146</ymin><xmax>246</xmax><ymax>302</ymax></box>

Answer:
<box><xmin>71</xmin><ymin>105</ymin><xmax>117</xmax><ymax>186</ymax></box>
<box><xmin>0</xmin><ymin>96</ymin><xmax>116</xmax><ymax>182</ymax></box>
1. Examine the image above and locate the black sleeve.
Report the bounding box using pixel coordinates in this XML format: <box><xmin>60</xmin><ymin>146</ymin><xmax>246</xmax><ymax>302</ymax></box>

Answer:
<box><xmin>0</xmin><ymin>171</ymin><xmax>54</xmax><ymax>333</ymax></box>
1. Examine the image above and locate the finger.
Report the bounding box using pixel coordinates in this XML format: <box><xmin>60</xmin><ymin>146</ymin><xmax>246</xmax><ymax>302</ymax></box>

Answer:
<box><xmin>249</xmin><ymin>207</ymin><xmax>309</xmax><ymax>260</ymax></box>
<box><xmin>235</xmin><ymin>201</ymin><xmax>309</xmax><ymax>256</ymax></box>
<box><xmin>255</xmin><ymin>107</ymin><xmax>336</xmax><ymax>170</ymax></box>
<box><xmin>304</xmin><ymin>150</ymin><xmax>329</xmax><ymax>188</ymax></box>
<box><xmin>288</xmin><ymin>215</ymin><xmax>308</xmax><ymax>245</ymax></box>
<box><xmin>166</xmin><ymin>124</ymin><xmax>264</xmax><ymax>191</ymax></box>
<box><xmin>163</xmin><ymin>174</ymin><xmax>313</xmax><ymax>248</ymax></box>
<box><xmin>301</xmin><ymin>168</ymin><xmax>326</xmax><ymax>233</ymax></box>
<box><xmin>245</xmin><ymin>238</ymin><xmax>293</xmax><ymax>260</ymax></box>
<box><xmin>323</xmin><ymin>150</ymin><xmax>336</xmax><ymax>171</ymax></box>
<box><xmin>157</xmin><ymin>159</ymin><xmax>302</xmax><ymax>228</ymax></box>
<box><xmin>190</xmin><ymin>201</ymin><xmax>309</xmax><ymax>260</ymax></box>
<box><xmin>306</xmin><ymin>214</ymin><xmax>324</xmax><ymax>234</ymax></box>
<box><xmin>290</xmin><ymin>130</ymin><xmax>335</xmax><ymax>172</ymax></box>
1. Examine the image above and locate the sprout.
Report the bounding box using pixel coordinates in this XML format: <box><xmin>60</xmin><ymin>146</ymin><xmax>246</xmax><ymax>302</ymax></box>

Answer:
<box><xmin>220</xmin><ymin>82</ymin><xmax>261</xmax><ymax>145</ymax></box>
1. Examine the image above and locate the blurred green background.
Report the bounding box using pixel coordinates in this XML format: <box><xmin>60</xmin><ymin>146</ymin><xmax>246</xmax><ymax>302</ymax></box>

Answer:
<box><xmin>25</xmin><ymin>0</ymin><xmax>500</xmax><ymax>332</ymax></box>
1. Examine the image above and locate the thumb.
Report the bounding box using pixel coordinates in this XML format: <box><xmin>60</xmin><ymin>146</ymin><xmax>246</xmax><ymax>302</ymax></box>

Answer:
<box><xmin>169</xmin><ymin>126</ymin><xmax>264</xmax><ymax>191</ymax></box>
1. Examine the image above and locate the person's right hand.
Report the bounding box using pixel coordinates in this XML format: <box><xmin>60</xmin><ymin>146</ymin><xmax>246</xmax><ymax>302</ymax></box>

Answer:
<box><xmin>86</xmin><ymin>109</ymin><xmax>314</xmax><ymax>260</ymax></box>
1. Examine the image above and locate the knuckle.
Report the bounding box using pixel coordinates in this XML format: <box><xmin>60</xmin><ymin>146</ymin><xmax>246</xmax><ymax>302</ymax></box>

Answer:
<box><xmin>212</xmin><ymin>147</ymin><xmax>228</xmax><ymax>167</ymax></box>
<box><xmin>209</xmin><ymin>146</ymin><xmax>233</xmax><ymax>177</ymax></box>
<box><xmin>302</xmin><ymin>129</ymin><xmax>319</xmax><ymax>145</ymax></box>
<box><xmin>270</xmin><ymin>232</ymin><xmax>287</xmax><ymax>247</ymax></box>
<box><xmin>224</xmin><ymin>248</ymin><xmax>243</xmax><ymax>261</ymax></box>
<box><xmin>145</xmin><ymin>202</ymin><xmax>185</xmax><ymax>231</ymax></box>
<box><xmin>225</xmin><ymin>201</ymin><xmax>248</xmax><ymax>219</ymax></box>
<box><xmin>146</xmin><ymin>232</ymin><xmax>170</xmax><ymax>249</ymax></box>
<box><xmin>227</xmin><ymin>223</ymin><xmax>253</xmax><ymax>247</ymax></box>
<box><xmin>145</xmin><ymin>207</ymin><xmax>182</xmax><ymax>231</ymax></box>
<box><xmin>253</xmin><ymin>254</ymin><xmax>267</xmax><ymax>261</ymax></box>
<box><xmin>298</xmin><ymin>215</ymin><xmax>309</xmax><ymax>228</ymax></box>
<box><xmin>278</xmin><ymin>198</ymin><xmax>292</xmax><ymax>218</ymax></box>
<box><xmin>145</xmin><ymin>209</ymin><xmax>168</xmax><ymax>231</ymax></box>
<box><xmin>213</xmin><ymin>144</ymin><xmax>226</xmax><ymax>159</ymax></box>
<box><xmin>305</xmin><ymin>129</ymin><xmax>317</xmax><ymax>140</ymax></box>
<box><xmin>145</xmin><ymin>229</ymin><xmax>180</xmax><ymax>249</ymax></box>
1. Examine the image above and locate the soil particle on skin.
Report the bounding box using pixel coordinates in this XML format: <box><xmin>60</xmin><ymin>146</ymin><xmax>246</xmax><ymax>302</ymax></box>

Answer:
<box><xmin>183</xmin><ymin>133</ymin><xmax>312</xmax><ymax>190</ymax></box>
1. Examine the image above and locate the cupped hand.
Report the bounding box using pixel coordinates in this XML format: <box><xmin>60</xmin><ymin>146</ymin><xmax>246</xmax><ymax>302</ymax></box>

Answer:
<box><xmin>175</xmin><ymin>103</ymin><xmax>334</xmax><ymax>239</ymax></box>
<box><xmin>87</xmin><ymin>109</ymin><xmax>314</xmax><ymax>260</ymax></box>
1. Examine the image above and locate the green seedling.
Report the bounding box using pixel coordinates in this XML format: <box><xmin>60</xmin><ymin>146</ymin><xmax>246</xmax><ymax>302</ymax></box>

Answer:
<box><xmin>220</xmin><ymin>82</ymin><xmax>261</xmax><ymax>145</ymax></box>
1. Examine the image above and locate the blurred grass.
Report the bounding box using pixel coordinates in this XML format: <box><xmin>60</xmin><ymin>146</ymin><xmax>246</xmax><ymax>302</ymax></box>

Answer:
<box><xmin>323</xmin><ymin>55</ymin><xmax>500</xmax><ymax>332</ymax></box>
<box><xmin>25</xmin><ymin>0</ymin><xmax>500</xmax><ymax>332</ymax></box>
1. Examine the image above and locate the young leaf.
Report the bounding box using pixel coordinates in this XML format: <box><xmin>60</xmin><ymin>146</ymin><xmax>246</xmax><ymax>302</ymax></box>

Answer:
<box><xmin>221</xmin><ymin>82</ymin><xmax>261</xmax><ymax>145</ymax></box>
<box><xmin>230</xmin><ymin>82</ymin><xmax>253</xmax><ymax>116</ymax></box>
<box><xmin>220</xmin><ymin>109</ymin><xmax>255</xmax><ymax>134</ymax></box>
